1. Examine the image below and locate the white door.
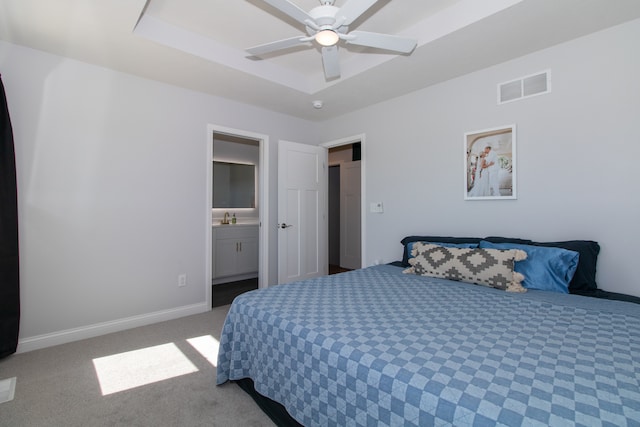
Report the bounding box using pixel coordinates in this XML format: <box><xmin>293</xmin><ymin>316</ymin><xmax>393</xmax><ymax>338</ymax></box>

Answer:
<box><xmin>340</xmin><ymin>160</ymin><xmax>362</xmax><ymax>270</ymax></box>
<box><xmin>278</xmin><ymin>141</ymin><xmax>327</xmax><ymax>284</ymax></box>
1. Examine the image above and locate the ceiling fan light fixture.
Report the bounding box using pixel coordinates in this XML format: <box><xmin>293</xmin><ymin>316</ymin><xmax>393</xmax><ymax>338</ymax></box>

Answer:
<box><xmin>315</xmin><ymin>29</ymin><xmax>339</xmax><ymax>47</ymax></box>
<box><xmin>245</xmin><ymin>0</ymin><xmax>418</xmax><ymax>80</ymax></box>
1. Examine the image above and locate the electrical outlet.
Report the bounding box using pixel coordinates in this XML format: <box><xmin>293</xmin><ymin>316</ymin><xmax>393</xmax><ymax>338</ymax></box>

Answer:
<box><xmin>370</xmin><ymin>202</ymin><xmax>384</xmax><ymax>213</ymax></box>
<box><xmin>178</xmin><ymin>273</ymin><xmax>187</xmax><ymax>287</ymax></box>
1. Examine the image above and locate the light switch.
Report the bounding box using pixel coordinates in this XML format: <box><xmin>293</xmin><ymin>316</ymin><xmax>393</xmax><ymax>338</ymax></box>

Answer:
<box><xmin>370</xmin><ymin>202</ymin><xmax>384</xmax><ymax>213</ymax></box>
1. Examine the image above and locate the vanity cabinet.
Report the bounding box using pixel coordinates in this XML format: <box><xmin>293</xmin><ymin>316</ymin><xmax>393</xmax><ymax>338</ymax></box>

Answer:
<box><xmin>213</xmin><ymin>224</ymin><xmax>258</xmax><ymax>281</ymax></box>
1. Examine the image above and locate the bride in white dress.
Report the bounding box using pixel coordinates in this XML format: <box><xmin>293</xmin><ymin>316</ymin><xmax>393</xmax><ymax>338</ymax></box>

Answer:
<box><xmin>469</xmin><ymin>152</ymin><xmax>490</xmax><ymax>197</ymax></box>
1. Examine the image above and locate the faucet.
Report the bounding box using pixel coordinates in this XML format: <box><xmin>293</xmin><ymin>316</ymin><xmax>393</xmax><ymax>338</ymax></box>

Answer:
<box><xmin>221</xmin><ymin>212</ymin><xmax>230</xmax><ymax>224</ymax></box>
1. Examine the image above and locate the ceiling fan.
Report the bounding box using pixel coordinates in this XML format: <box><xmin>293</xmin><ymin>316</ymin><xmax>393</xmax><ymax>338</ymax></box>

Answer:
<box><xmin>246</xmin><ymin>0</ymin><xmax>417</xmax><ymax>80</ymax></box>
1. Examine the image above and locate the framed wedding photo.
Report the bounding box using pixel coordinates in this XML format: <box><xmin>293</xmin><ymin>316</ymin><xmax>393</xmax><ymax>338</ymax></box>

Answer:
<box><xmin>464</xmin><ymin>125</ymin><xmax>516</xmax><ymax>200</ymax></box>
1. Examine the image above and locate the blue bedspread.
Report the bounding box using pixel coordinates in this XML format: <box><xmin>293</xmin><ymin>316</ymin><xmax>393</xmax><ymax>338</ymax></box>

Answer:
<box><xmin>216</xmin><ymin>264</ymin><xmax>640</xmax><ymax>426</ymax></box>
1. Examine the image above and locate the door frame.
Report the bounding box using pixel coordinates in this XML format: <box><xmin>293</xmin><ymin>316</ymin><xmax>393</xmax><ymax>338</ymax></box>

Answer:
<box><xmin>206</xmin><ymin>124</ymin><xmax>270</xmax><ymax>309</ymax></box>
<box><xmin>321</xmin><ymin>133</ymin><xmax>366</xmax><ymax>269</ymax></box>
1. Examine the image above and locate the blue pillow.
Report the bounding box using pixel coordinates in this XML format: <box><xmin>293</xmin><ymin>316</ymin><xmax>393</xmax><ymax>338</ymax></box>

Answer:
<box><xmin>406</xmin><ymin>241</ymin><xmax>478</xmax><ymax>261</ymax></box>
<box><xmin>479</xmin><ymin>240</ymin><xmax>579</xmax><ymax>293</ymax></box>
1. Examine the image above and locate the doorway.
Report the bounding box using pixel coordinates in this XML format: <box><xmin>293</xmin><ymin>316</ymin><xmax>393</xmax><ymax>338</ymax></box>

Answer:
<box><xmin>276</xmin><ymin>134</ymin><xmax>365</xmax><ymax>283</ymax></box>
<box><xmin>327</xmin><ymin>141</ymin><xmax>363</xmax><ymax>273</ymax></box>
<box><xmin>206</xmin><ymin>125</ymin><xmax>269</xmax><ymax>309</ymax></box>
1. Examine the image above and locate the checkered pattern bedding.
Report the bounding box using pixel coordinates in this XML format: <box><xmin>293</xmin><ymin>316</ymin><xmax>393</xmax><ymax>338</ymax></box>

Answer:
<box><xmin>216</xmin><ymin>264</ymin><xmax>640</xmax><ymax>426</ymax></box>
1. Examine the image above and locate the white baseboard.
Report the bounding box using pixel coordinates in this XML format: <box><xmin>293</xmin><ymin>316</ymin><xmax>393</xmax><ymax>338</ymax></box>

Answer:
<box><xmin>16</xmin><ymin>302</ymin><xmax>210</xmax><ymax>354</ymax></box>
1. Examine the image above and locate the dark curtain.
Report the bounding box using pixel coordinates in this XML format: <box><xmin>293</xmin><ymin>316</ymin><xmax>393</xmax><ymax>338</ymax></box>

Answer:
<box><xmin>0</xmin><ymin>74</ymin><xmax>20</xmax><ymax>359</ymax></box>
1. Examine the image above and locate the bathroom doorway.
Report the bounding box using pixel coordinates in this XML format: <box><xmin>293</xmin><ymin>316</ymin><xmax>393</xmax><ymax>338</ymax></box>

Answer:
<box><xmin>206</xmin><ymin>125</ymin><xmax>269</xmax><ymax>308</ymax></box>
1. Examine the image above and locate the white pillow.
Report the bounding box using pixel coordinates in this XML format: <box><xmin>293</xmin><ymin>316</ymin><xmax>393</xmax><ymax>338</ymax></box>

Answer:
<box><xmin>404</xmin><ymin>242</ymin><xmax>527</xmax><ymax>292</ymax></box>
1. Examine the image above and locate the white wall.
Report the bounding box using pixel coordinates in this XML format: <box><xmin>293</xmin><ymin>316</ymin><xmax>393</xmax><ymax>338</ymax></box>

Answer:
<box><xmin>0</xmin><ymin>41</ymin><xmax>318</xmax><ymax>350</ymax></box>
<box><xmin>318</xmin><ymin>19</ymin><xmax>640</xmax><ymax>297</ymax></box>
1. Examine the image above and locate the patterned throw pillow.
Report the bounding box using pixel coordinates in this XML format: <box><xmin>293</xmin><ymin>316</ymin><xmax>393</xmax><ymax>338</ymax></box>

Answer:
<box><xmin>404</xmin><ymin>242</ymin><xmax>527</xmax><ymax>292</ymax></box>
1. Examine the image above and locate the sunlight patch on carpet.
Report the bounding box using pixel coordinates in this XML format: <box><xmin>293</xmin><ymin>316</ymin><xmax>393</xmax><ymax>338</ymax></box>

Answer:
<box><xmin>0</xmin><ymin>377</ymin><xmax>16</xmax><ymax>404</ymax></box>
<box><xmin>187</xmin><ymin>335</ymin><xmax>219</xmax><ymax>367</ymax></box>
<box><xmin>93</xmin><ymin>343</ymin><xmax>198</xmax><ymax>395</ymax></box>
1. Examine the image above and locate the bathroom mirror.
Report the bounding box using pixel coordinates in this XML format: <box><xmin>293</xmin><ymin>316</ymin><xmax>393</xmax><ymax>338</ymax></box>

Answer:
<box><xmin>213</xmin><ymin>161</ymin><xmax>256</xmax><ymax>208</ymax></box>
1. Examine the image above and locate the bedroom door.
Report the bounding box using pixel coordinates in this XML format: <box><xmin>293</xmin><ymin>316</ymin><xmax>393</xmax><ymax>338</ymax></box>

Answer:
<box><xmin>277</xmin><ymin>141</ymin><xmax>327</xmax><ymax>284</ymax></box>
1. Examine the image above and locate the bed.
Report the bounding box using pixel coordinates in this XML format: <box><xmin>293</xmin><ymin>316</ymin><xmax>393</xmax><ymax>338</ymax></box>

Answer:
<box><xmin>216</xmin><ymin>236</ymin><xmax>640</xmax><ymax>426</ymax></box>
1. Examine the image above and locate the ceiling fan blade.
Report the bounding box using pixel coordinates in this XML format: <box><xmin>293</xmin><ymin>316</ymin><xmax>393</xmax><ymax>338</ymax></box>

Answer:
<box><xmin>345</xmin><ymin>31</ymin><xmax>417</xmax><ymax>53</ymax></box>
<box><xmin>337</xmin><ymin>0</ymin><xmax>379</xmax><ymax>26</ymax></box>
<box><xmin>246</xmin><ymin>36</ymin><xmax>309</xmax><ymax>56</ymax></box>
<box><xmin>261</xmin><ymin>0</ymin><xmax>312</xmax><ymax>25</ymax></box>
<box><xmin>322</xmin><ymin>45</ymin><xmax>340</xmax><ymax>79</ymax></box>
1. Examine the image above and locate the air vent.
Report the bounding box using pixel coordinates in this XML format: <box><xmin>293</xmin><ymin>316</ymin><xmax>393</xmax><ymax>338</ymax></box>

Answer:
<box><xmin>498</xmin><ymin>70</ymin><xmax>550</xmax><ymax>104</ymax></box>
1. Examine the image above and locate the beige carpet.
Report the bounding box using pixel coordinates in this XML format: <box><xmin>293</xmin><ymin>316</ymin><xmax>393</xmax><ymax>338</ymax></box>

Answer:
<box><xmin>0</xmin><ymin>305</ymin><xmax>274</xmax><ymax>427</ymax></box>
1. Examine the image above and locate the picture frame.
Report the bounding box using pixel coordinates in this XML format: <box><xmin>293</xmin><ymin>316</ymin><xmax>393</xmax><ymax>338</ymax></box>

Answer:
<box><xmin>464</xmin><ymin>124</ymin><xmax>516</xmax><ymax>200</ymax></box>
